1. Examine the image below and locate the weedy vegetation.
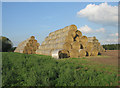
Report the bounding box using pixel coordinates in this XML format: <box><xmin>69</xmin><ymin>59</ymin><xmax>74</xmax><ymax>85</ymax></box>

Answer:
<box><xmin>2</xmin><ymin>52</ymin><xmax>118</xmax><ymax>86</ymax></box>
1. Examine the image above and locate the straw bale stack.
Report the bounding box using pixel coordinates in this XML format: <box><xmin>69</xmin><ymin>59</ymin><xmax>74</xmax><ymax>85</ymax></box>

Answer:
<box><xmin>14</xmin><ymin>36</ymin><xmax>40</xmax><ymax>54</ymax></box>
<box><xmin>87</xmin><ymin>37</ymin><xmax>105</xmax><ymax>55</ymax></box>
<box><xmin>36</xmin><ymin>24</ymin><xmax>79</xmax><ymax>58</ymax></box>
<box><xmin>36</xmin><ymin>24</ymin><xmax>105</xmax><ymax>59</ymax></box>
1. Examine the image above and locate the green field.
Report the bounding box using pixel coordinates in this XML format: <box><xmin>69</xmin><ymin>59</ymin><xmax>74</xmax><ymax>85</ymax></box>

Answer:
<box><xmin>2</xmin><ymin>52</ymin><xmax>118</xmax><ymax>86</ymax></box>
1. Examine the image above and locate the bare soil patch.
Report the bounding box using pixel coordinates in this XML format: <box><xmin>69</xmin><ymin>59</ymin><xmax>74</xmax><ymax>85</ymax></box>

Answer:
<box><xmin>86</xmin><ymin>50</ymin><xmax>119</xmax><ymax>66</ymax></box>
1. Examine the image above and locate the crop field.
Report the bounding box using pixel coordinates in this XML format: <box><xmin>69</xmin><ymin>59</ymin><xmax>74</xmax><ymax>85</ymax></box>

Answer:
<box><xmin>2</xmin><ymin>50</ymin><xmax>118</xmax><ymax>86</ymax></box>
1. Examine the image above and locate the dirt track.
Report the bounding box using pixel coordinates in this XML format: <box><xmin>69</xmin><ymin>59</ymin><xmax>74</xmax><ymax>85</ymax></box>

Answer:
<box><xmin>86</xmin><ymin>50</ymin><xmax>119</xmax><ymax>66</ymax></box>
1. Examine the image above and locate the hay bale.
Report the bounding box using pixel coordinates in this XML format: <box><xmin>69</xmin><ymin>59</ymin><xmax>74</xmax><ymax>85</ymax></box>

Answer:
<box><xmin>78</xmin><ymin>49</ymin><xmax>86</xmax><ymax>57</ymax></box>
<box><xmin>56</xmin><ymin>42</ymin><xmax>72</xmax><ymax>50</ymax></box>
<box><xmin>62</xmin><ymin>24</ymin><xmax>77</xmax><ymax>32</ymax></box>
<box><xmin>80</xmin><ymin>42</ymin><xmax>86</xmax><ymax>49</ymax></box>
<box><xmin>57</xmin><ymin>30</ymin><xmax>76</xmax><ymax>38</ymax></box>
<box><xmin>80</xmin><ymin>36</ymin><xmax>88</xmax><ymax>44</ymax></box>
<box><xmin>14</xmin><ymin>36</ymin><xmax>40</xmax><ymax>54</ymax></box>
<box><xmin>91</xmin><ymin>48</ymin><xmax>98</xmax><ymax>56</ymax></box>
<box><xmin>71</xmin><ymin>41</ymin><xmax>80</xmax><ymax>50</ymax></box>
<box><xmin>51</xmin><ymin>49</ymin><xmax>69</xmax><ymax>59</ymax></box>
<box><xmin>76</xmin><ymin>30</ymin><xmax>82</xmax><ymax>37</ymax></box>
<box><xmin>49</xmin><ymin>24</ymin><xmax>77</xmax><ymax>37</ymax></box>
<box><xmin>86</xmin><ymin>42</ymin><xmax>93</xmax><ymax>49</ymax></box>
<box><xmin>69</xmin><ymin>49</ymin><xmax>79</xmax><ymax>58</ymax></box>
<box><xmin>56</xmin><ymin>36</ymin><xmax>74</xmax><ymax>43</ymax></box>
<box><xmin>86</xmin><ymin>48</ymin><xmax>92</xmax><ymax>56</ymax></box>
<box><xmin>31</xmin><ymin>36</ymin><xmax>35</xmax><ymax>39</ymax></box>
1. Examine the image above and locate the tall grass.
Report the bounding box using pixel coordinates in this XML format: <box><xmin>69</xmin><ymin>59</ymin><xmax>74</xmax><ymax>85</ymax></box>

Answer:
<box><xmin>2</xmin><ymin>52</ymin><xmax>118</xmax><ymax>86</ymax></box>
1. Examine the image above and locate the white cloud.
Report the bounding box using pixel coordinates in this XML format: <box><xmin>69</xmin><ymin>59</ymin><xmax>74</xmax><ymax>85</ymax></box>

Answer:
<box><xmin>77</xmin><ymin>2</ymin><xmax>118</xmax><ymax>26</ymax></box>
<box><xmin>78</xmin><ymin>25</ymin><xmax>92</xmax><ymax>33</ymax></box>
<box><xmin>78</xmin><ymin>25</ymin><xmax>105</xmax><ymax>33</ymax></box>
<box><xmin>109</xmin><ymin>33</ymin><xmax>118</xmax><ymax>37</ymax></box>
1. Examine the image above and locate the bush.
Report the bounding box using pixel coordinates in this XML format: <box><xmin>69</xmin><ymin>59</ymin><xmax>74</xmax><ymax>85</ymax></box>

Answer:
<box><xmin>0</xmin><ymin>36</ymin><xmax>13</xmax><ymax>52</ymax></box>
<box><xmin>102</xmin><ymin>44</ymin><xmax>120</xmax><ymax>50</ymax></box>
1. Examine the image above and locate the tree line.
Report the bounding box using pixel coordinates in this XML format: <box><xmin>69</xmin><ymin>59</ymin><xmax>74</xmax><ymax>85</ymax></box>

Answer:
<box><xmin>102</xmin><ymin>44</ymin><xmax>120</xmax><ymax>50</ymax></box>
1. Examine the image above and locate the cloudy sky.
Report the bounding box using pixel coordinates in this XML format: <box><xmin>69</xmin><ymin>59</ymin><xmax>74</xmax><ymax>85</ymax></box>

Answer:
<box><xmin>2</xmin><ymin>2</ymin><xmax>119</xmax><ymax>46</ymax></box>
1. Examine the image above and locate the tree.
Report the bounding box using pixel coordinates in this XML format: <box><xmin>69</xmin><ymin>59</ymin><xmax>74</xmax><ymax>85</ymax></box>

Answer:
<box><xmin>0</xmin><ymin>36</ymin><xmax>13</xmax><ymax>52</ymax></box>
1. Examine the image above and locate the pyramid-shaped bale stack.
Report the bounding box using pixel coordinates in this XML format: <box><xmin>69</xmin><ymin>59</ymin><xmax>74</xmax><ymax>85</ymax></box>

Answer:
<box><xmin>14</xmin><ymin>36</ymin><xmax>40</xmax><ymax>54</ymax></box>
<box><xmin>36</xmin><ymin>24</ymin><xmax>105</xmax><ymax>59</ymax></box>
<box><xmin>36</xmin><ymin>25</ymin><xmax>77</xmax><ymax>58</ymax></box>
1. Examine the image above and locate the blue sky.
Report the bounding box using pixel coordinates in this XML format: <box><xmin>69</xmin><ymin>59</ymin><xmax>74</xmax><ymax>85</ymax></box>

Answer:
<box><xmin>2</xmin><ymin>2</ymin><xmax>118</xmax><ymax>46</ymax></box>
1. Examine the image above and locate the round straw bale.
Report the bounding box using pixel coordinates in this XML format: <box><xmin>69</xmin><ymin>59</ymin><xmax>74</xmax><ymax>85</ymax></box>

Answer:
<box><xmin>69</xmin><ymin>49</ymin><xmax>79</xmax><ymax>58</ymax></box>
<box><xmin>34</xmin><ymin>40</ymin><xmax>37</xmax><ymax>43</ymax></box>
<box><xmin>59</xmin><ymin>30</ymin><xmax>76</xmax><ymax>38</ymax></box>
<box><xmin>27</xmin><ymin>50</ymin><xmax>31</xmax><ymax>54</ymax></box>
<box><xmin>80</xmin><ymin>42</ymin><xmax>87</xmax><ymax>49</ymax></box>
<box><xmin>31</xmin><ymin>36</ymin><xmax>35</xmax><ymax>39</ymax></box>
<box><xmin>93</xmin><ymin>36</ymin><xmax>96</xmax><ymax>39</ymax></box>
<box><xmin>86</xmin><ymin>42</ymin><xmax>93</xmax><ymax>49</ymax></box>
<box><xmin>86</xmin><ymin>48</ymin><xmax>92</xmax><ymax>56</ymax></box>
<box><xmin>29</xmin><ymin>40</ymin><xmax>33</xmax><ymax>44</ymax></box>
<box><xmin>93</xmin><ymin>39</ymin><xmax>98</xmax><ymax>42</ymax></box>
<box><xmin>56</xmin><ymin>42</ymin><xmax>72</xmax><ymax>50</ymax></box>
<box><xmin>76</xmin><ymin>30</ymin><xmax>82</xmax><ymax>37</ymax></box>
<box><xmin>56</xmin><ymin>36</ymin><xmax>73</xmax><ymax>43</ymax></box>
<box><xmin>66</xmin><ymin>36</ymin><xmax>74</xmax><ymax>43</ymax></box>
<box><xmin>23</xmin><ymin>49</ymin><xmax>27</xmax><ymax>54</ymax></box>
<box><xmin>68</xmin><ymin>30</ymin><xmax>76</xmax><ymax>37</ymax></box>
<box><xmin>71</xmin><ymin>41</ymin><xmax>80</xmax><ymax>50</ymax></box>
<box><xmin>62</xmin><ymin>24</ymin><xmax>77</xmax><ymax>32</ymax></box>
<box><xmin>26</xmin><ymin>43</ymin><xmax>30</xmax><ymax>47</ymax></box>
<box><xmin>36</xmin><ymin>43</ymin><xmax>40</xmax><ymax>47</ymax></box>
<box><xmin>59</xmin><ymin>50</ymin><xmax>70</xmax><ymax>58</ymax></box>
<box><xmin>80</xmin><ymin>36</ymin><xmax>88</xmax><ymax>43</ymax></box>
<box><xmin>91</xmin><ymin>48</ymin><xmax>98</xmax><ymax>56</ymax></box>
<box><xmin>51</xmin><ymin>49</ymin><xmax>69</xmax><ymax>59</ymax></box>
<box><xmin>69</xmin><ymin>24</ymin><xmax>77</xmax><ymax>31</ymax></box>
<box><xmin>78</xmin><ymin>49</ymin><xmax>86</xmax><ymax>57</ymax></box>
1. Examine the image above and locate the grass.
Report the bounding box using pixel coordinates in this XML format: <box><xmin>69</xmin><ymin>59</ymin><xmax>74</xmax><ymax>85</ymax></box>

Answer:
<box><xmin>1</xmin><ymin>52</ymin><xmax>118</xmax><ymax>86</ymax></box>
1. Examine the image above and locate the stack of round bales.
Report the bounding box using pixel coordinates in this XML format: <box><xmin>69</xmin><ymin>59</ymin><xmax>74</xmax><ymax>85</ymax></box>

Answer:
<box><xmin>88</xmin><ymin>37</ymin><xmax>105</xmax><ymax>54</ymax></box>
<box><xmin>14</xmin><ymin>36</ymin><xmax>40</xmax><ymax>54</ymax></box>
<box><xmin>36</xmin><ymin>24</ymin><xmax>83</xmax><ymax>58</ymax></box>
<box><xmin>36</xmin><ymin>25</ymin><xmax>105</xmax><ymax>59</ymax></box>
